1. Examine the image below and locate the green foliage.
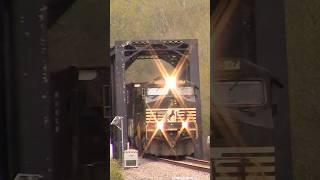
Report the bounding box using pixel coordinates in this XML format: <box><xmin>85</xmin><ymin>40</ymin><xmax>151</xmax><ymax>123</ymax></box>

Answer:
<box><xmin>111</xmin><ymin>0</ymin><xmax>210</xmax><ymax>156</ymax></box>
<box><xmin>125</xmin><ymin>59</ymin><xmax>174</xmax><ymax>84</ymax></box>
<box><xmin>110</xmin><ymin>159</ymin><xmax>124</xmax><ymax>180</ymax></box>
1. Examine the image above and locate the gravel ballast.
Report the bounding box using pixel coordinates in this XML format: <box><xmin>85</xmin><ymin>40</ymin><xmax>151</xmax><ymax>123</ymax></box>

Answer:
<box><xmin>123</xmin><ymin>158</ymin><xmax>210</xmax><ymax>180</ymax></box>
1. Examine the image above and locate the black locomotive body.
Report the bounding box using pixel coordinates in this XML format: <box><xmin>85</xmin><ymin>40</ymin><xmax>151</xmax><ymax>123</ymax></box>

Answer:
<box><xmin>211</xmin><ymin>59</ymin><xmax>282</xmax><ymax>179</ymax></box>
<box><xmin>127</xmin><ymin>80</ymin><xmax>198</xmax><ymax>156</ymax></box>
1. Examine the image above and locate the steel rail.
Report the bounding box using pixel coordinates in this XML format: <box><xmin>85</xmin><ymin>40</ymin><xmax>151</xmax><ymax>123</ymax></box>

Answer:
<box><xmin>158</xmin><ymin>157</ymin><xmax>210</xmax><ymax>173</ymax></box>
<box><xmin>185</xmin><ymin>156</ymin><xmax>210</xmax><ymax>166</ymax></box>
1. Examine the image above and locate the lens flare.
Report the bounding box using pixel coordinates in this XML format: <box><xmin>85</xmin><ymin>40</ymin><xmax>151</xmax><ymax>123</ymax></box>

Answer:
<box><xmin>182</xmin><ymin>121</ymin><xmax>188</xmax><ymax>129</ymax></box>
<box><xmin>165</xmin><ymin>76</ymin><xmax>177</xmax><ymax>89</ymax></box>
<box><xmin>156</xmin><ymin>121</ymin><xmax>164</xmax><ymax>130</ymax></box>
<box><xmin>149</xmin><ymin>45</ymin><xmax>190</xmax><ymax>109</ymax></box>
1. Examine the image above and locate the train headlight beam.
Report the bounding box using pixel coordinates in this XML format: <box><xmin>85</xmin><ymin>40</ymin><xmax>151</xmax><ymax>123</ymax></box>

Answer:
<box><xmin>156</xmin><ymin>121</ymin><xmax>164</xmax><ymax>130</ymax></box>
<box><xmin>165</xmin><ymin>76</ymin><xmax>177</xmax><ymax>89</ymax></box>
<box><xmin>182</xmin><ymin>121</ymin><xmax>188</xmax><ymax>129</ymax></box>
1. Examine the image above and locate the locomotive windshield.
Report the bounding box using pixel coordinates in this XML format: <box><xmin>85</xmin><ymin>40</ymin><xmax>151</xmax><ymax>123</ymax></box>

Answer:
<box><xmin>147</xmin><ymin>87</ymin><xmax>194</xmax><ymax>96</ymax></box>
<box><xmin>147</xmin><ymin>87</ymin><xmax>168</xmax><ymax>96</ymax></box>
<box><xmin>213</xmin><ymin>81</ymin><xmax>266</xmax><ymax>105</ymax></box>
<box><xmin>145</xmin><ymin>86</ymin><xmax>196</xmax><ymax>106</ymax></box>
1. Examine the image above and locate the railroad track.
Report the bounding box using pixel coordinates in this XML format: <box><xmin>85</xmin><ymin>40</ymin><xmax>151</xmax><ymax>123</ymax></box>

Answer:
<box><xmin>157</xmin><ymin>157</ymin><xmax>210</xmax><ymax>173</ymax></box>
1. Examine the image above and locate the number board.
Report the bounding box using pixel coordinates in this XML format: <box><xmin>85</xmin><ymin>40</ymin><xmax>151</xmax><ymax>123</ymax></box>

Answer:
<box><xmin>218</xmin><ymin>58</ymin><xmax>241</xmax><ymax>70</ymax></box>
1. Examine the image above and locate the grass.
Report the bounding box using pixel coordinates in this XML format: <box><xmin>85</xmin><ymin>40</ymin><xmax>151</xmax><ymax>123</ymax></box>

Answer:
<box><xmin>110</xmin><ymin>159</ymin><xmax>124</xmax><ymax>180</ymax></box>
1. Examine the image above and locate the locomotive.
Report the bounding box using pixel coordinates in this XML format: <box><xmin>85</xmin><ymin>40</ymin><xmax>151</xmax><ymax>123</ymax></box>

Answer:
<box><xmin>211</xmin><ymin>59</ymin><xmax>282</xmax><ymax>179</ymax></box>
<box><xmin>127</xmin><ymin>77</ymin><xmax>198</xmax><ymax>156</ymax></box>
<box><xmin>210</xmin><ymin>0</ymin><xmax>289</xmax><ymax>178</ymax></box>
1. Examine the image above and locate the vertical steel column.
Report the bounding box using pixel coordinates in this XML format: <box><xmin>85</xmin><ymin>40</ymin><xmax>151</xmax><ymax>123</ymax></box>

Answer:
<box><xmin>0</xmin><ymin>0</ymin><xmax>8</xmax><ymax>179</ymax></box>
<box><xmin>113</xmin><ymin>42</ymin><xmax>128</xmax><ymax>160</ymax></box>
<box><xmin>255</xmin><ymin>0</ymin><xmax>292</xmax><ymax>179</ymax></box>
<box><xmin>187</xmin><ymin>39</ymin><xmax>203</xmax><ymax>158</ymax></box>
<box><xmin>2</xmin><ymin>0</ymin><xmax>17</xmax><ymax>179</ymax></box>
<box><xmin>9</xmin><ymin>0</ymin><xmax>53</xmax><ymax>179</ymax></box>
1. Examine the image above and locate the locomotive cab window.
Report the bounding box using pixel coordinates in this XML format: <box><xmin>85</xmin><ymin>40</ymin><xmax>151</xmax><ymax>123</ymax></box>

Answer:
<box><xmin>146</xmin><ymin>88</ymin><xmax>168</xmax><ymax>96</ymax></box>
<box><xmin>177</xmin><ymin>87</ymin><xmax>195</xmax><ymax>96</ymax></box>
<box><xmin>213</xmin><ymin>81</ymin><xmax>266</xmax><ymax>106</ymax></box>
<box><xmin>146</xmin><ymin>87</ymin><xmax>194</xmax><ymax>96</ymax></box>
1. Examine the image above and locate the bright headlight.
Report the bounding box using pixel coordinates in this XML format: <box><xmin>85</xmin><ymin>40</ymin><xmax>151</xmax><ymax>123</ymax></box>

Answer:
<box><xmin>182</xmin><ymin>121</ymin><xmax>188</xmax><ymax>129</ymax></box>
<box><xmin>165</xmin><ymin>76</ymin><xmax>176</xmax><ymax>89</ymax></box>
<box><xmin>156</xmin><ymin>121</ymin><xmax>164</xmax><ymax>130</ymax></box>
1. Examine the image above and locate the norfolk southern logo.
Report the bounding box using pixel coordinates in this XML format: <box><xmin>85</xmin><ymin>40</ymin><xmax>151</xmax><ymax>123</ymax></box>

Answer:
<box><xmin>166</xmin><ymin>109</ymin><xmax>178</xmax><ymax>122</ymax></box>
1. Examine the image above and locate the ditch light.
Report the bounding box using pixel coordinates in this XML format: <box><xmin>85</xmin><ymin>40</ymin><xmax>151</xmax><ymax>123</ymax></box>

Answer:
<box><xmin>182</xmin><ymin>121</ymin><xmax>189</xmax><ymax>129</ymax></box>
<box><xmin>156</xmin><ymin>121</ymin><xmax>164</xmax><ymax>130</ymax></box>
